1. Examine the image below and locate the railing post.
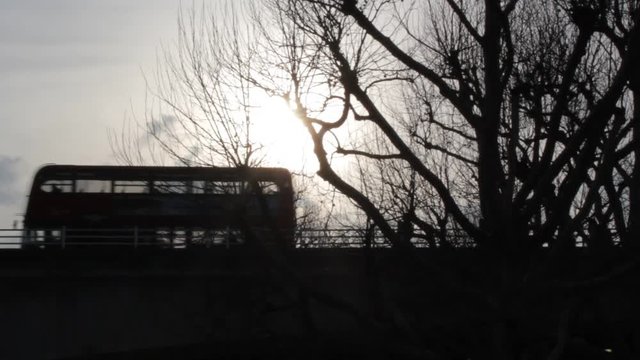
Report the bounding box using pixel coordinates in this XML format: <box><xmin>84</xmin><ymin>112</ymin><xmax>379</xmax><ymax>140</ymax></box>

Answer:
<box><xmin>61</xmin><ymin>226</ymin><xmax>66</xmax><ymax>249</ymax></box>
<box><xmin>134</xmin><ymin>226</ymin><xmax>138</xmax><ymax>248</ymax></box>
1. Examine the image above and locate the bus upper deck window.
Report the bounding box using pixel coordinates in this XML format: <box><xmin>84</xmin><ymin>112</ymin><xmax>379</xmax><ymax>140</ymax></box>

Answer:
<box><xmin>113</xmin><ymin>180</ymin><xmax>148</xmax><ymax>193</ymax></box>
<box><xmin>40</xmin><ymin>180</ymin><xmax>73</xmax><ymax>193</ymax></box>
<box><xmin>205</xmin><ymin>181</ymin><xmax>243</xmax><ymax>194</ymax></box>
<box><xmin>257</xmin><ymin>181</ymin><xmax>280</xmax><ymax>194</ymax></box>
<box><xmin>191</xmin><ymin>181</ymin><xmax>205</xmax><ymax>194</ymax></box>
<box><xmin>154</xmin><ymin>181</ymin><xmax>188</xmax><ymax>194</ymax></box>
<box><xmin>76</xmin><ymin>179</ymin><xmax>112</xmax><ymax>193</ymax></box>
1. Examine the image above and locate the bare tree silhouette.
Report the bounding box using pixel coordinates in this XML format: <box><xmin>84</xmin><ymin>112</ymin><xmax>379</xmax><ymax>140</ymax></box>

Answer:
<box><xmin>244</xmin><ymin>1</ymin><xmax>640</xmax><ymax>358</ymax></box>
<box><xmin>119</xmin><ymin>0</ymin><xmax>640</xmax><ymax>358</ymax></box>
<box><xmin>109</xmin><ymin>3</ymin><xmax>327</xmax><ymax>231</ymax></box>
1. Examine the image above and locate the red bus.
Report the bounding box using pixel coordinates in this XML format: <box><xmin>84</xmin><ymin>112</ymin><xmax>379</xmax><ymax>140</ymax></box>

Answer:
<box><xmin>23</xmin><ymin>165</ymin><xmax>295</xmax><ymax>248</ymax></box>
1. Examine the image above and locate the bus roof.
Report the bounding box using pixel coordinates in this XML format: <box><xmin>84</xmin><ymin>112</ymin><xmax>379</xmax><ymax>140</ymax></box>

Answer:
<box><xmin>31</xmin><ymin>164</ymin><xmax>293</xmax><ymax>182</ymax></box>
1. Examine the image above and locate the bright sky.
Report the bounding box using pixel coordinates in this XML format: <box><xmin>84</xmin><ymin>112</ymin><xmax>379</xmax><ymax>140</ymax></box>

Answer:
<box><xmin>0</xmin><ymin>0</ymin><xmax>182</xmax><ymax>227</ymax></box>
<box><xmin>0</xmin><ymin>0</ymin><xmax>319</xmax><ymax>228</ymax></box>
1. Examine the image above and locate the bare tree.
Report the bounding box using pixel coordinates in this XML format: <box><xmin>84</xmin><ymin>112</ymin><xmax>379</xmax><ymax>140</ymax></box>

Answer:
<box><xmin>109</xmin><ymin>3</ymin><xmax>330</xmax><ymax>242</ymax></box>
<box><xmin>223</xmin><ymin>0</ymin><xmax>640</xmax><ymax>358</ymax></box>
<box><xmin>110</xmin><ymin>3</ymin><xmax>270</xmax><ymax>167</ymax></box>
<box><xmin>114</xmin><ymin>0</ymin><xmax>640</xmax><ymax>358</ymax></box>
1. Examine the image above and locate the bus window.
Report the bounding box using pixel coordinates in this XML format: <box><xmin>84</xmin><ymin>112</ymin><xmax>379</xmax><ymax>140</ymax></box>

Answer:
<box><xmin>113</xmin><ymin>180</ymin><xmax>148</xmax><ymax>193</ymax></box>
<box><xmin>205</xmin><ymin>181</ymin><xmax>243</xmax><ymax>194</ymax></box>
<box><xmin>41</xmin><ymin>180</ymin><xmax>73</xmax><ymax>193</ymax></box>
<box><xmin>76</xmin><ymin>179</ymin><xmax>112</xmax><ymax>193</ymax></box>
<box><xmin>153</xmin><ymin>181</ymin><xmax>188</xmax><ymax>194</ymax></box>
<box><xmin>191</xmin><ymin>181</ymin><xmax>206</xmax><ymax>194</ymax></box>
<box><xmin>257</xmin><ymin>181</ymin><xmax>280</xmax><ymax>194</ymax></box>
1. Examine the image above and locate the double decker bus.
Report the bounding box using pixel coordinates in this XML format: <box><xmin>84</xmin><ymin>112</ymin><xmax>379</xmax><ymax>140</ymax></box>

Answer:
<box><xmin>22</xmin><ymin>165</ymin><xmax>295</xmax><ymax>248</ymax></box>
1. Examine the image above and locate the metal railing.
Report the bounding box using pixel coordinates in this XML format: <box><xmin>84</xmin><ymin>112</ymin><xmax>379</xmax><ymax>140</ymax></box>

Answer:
<box><xmin>295</xmin><ymin>228</ymin><xmax>473</xmax><ymax>248</ymax></box>
<box><xmin>0</xmin><ymin>227</ymin><xmax>473</xmax><ymax>249</ymax></box>
<box><xmin>0</xmin><ymin>227</ymin><xmax>247</xmax><ymax>249</ymax></box>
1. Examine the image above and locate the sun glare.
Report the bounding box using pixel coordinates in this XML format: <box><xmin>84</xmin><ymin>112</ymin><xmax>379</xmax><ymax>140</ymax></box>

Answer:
<box><xmin>252</xmin><ymin>96</ymin><xmax>315</xmax><ymax>172</ymax></box>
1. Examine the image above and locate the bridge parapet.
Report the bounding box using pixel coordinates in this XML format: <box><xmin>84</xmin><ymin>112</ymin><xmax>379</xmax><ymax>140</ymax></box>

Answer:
<box><xmin>1</xmin><ymin>237</ymin><xmax>636</xmax><ymax>359</ymax></box>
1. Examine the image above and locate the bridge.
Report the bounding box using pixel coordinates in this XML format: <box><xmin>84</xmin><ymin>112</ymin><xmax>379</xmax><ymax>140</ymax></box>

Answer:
<box><xmin>0</xmin><ymin>227</ymin><xmax>462</xmax><ymax>359</ymax></box>
<box><xmin>0</xmin><ymin>228</ymin><xmax>638</xmax><ymax>359</ymax></box>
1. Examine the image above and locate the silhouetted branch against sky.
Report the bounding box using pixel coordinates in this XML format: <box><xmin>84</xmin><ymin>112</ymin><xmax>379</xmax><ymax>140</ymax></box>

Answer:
<box><xmin>229</xmin><ymin>0</ymin><xmax>639</xmax><ymax>252</ymax></box>
<box><xmin>113</xmin><ymin>1</ymin><xmax>328</xmax><ymax>226</ymax></box>
<box><xmin>122</xmin><ymin>0</ymin><xmax>639</xmax><ymax>254</ymax></box>
<box><xmin>242</xmin><ymin>1</ymin><xmax>638</xmax><ymax>357</ymax></box>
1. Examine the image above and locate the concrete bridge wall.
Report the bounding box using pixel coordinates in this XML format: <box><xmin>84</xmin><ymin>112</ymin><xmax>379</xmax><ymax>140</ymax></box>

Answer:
<box><xmin>0</xmin><ymin>248</ymin><xmax>638</xmax><ymax>359</ymax></box>
<box><xmin>0</xmin><ymin>249</ymin><xmax>377</xmax><ymax>359</ymax></box>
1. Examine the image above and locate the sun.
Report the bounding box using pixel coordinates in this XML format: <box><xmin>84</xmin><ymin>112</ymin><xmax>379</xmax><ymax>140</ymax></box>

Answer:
<box><xmin>251</xmin><ymin>95</ymin><xmax>315</xmax><ymax>172</ymax></box>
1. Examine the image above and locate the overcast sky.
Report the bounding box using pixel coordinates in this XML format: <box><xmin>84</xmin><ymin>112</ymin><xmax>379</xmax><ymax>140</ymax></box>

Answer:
<box><xmin>0</xmin><ymin>0</ymin><xmax>181</xmax><ymax>226</ymax></box>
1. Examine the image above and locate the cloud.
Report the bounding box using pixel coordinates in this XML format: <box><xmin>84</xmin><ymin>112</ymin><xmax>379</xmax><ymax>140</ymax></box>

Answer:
<box><xmin>0</xmin><ymin>155</ymin><xmax>22</xmax><ymax>205</ymax></box>
<box><xmin>146</xmin><ymin>114</ymin><xmax>178</xmax><ymax>138</ymax></box>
